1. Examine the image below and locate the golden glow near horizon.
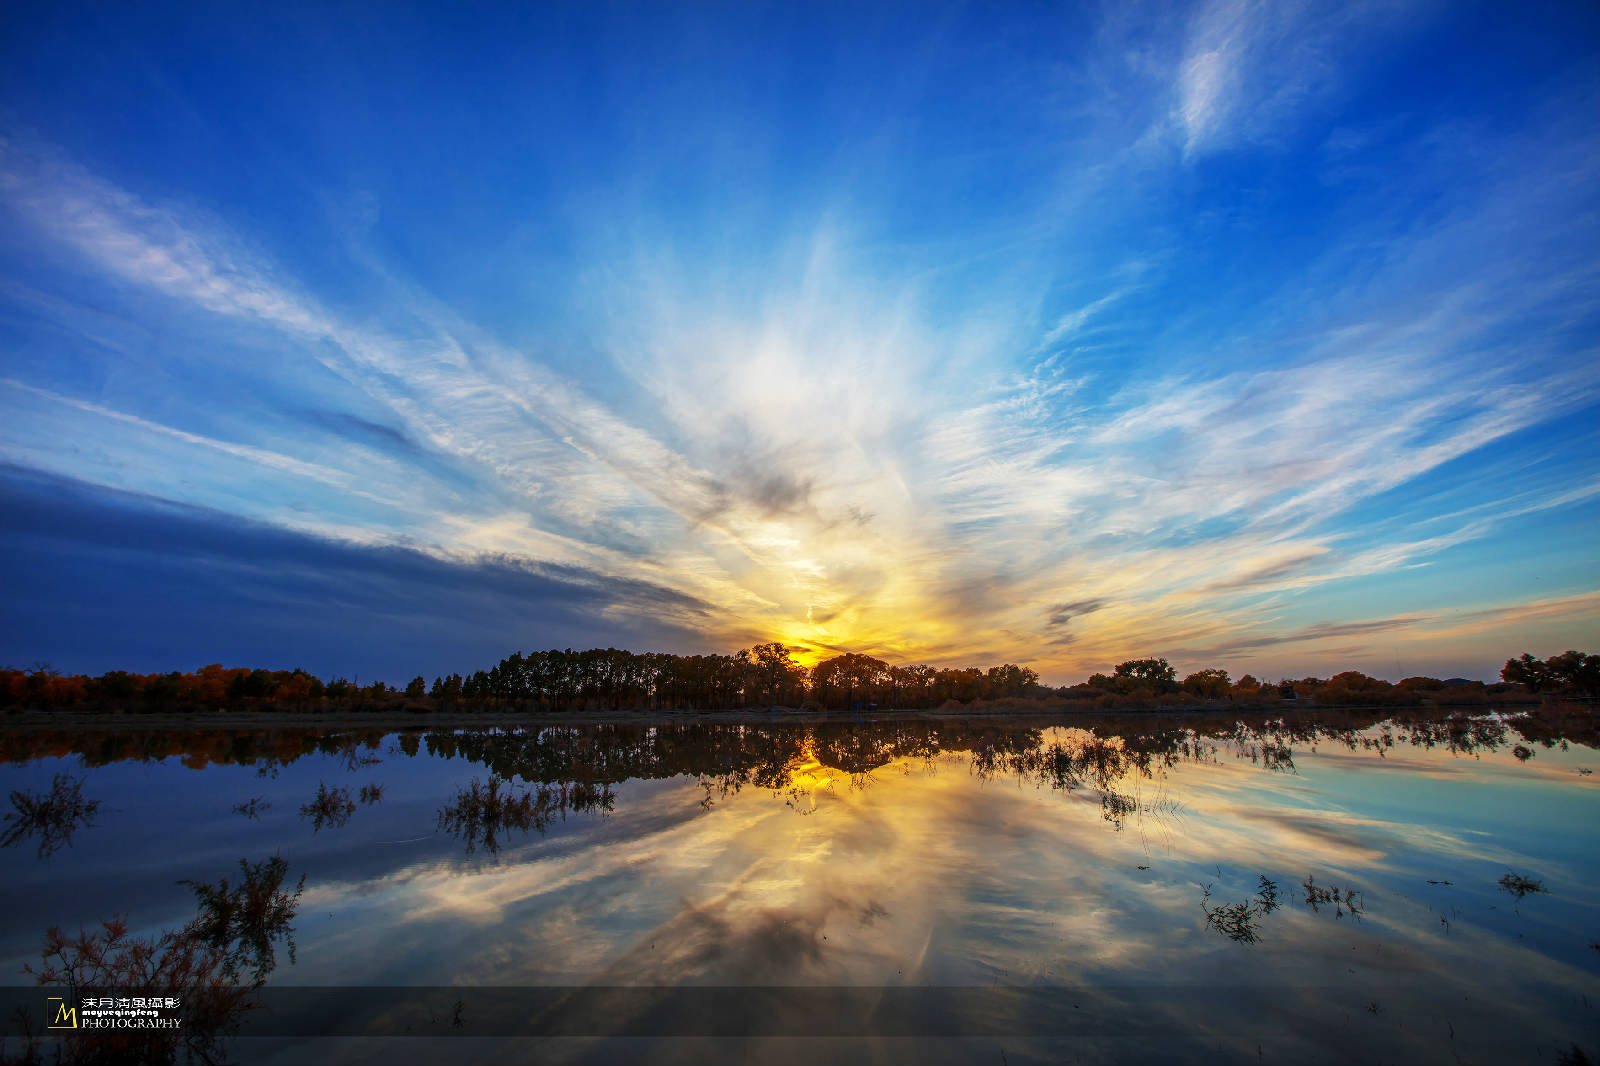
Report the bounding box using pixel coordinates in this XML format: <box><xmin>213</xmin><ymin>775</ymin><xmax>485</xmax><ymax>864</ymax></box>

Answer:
<box><xmin>2</xmin><ymin>1</ymin><xmax>1597</xmax><ymax>685</ymax></box>
<box><xmin>676</xmin><ymin>472</ymin><xmax>1600</xmax><ymax>682</ymax></box>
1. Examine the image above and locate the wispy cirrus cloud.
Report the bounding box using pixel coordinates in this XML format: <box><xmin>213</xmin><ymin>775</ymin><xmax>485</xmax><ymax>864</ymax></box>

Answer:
<box><xmin>1171</xmin><ymin>0</ymin><xmax>1412</xmax><ymax>156</ymax></box>
<box><xmin>5</xmin><ymin>122</ymin><xmax>1596</xmax><ymax>677</ymax></box>
<box><xmin>1</xmin><ymin>0</ymin><xmax>1597</xmax><ymax>681</ymax></box>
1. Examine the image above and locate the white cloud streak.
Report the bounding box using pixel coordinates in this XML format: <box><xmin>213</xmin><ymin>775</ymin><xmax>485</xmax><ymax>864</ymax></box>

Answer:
<box><xmin>1172</xmin><ymin>0</ymin><xmax>1410</xmax><ymax>156</ymax></box>
<box><xmin>1</xmin><ymin>1</ymin><xmax>1596</xmax><ymax>681</ymax></box>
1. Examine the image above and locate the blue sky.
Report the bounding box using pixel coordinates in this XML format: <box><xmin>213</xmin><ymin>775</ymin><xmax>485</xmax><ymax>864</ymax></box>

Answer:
<box><xmin>1</xmin><ymin>0</ymin><xmax>1597</xmax><ymax>684</ymax></box>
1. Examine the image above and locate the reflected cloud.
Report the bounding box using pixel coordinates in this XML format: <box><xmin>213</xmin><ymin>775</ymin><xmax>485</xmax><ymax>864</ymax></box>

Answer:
<box><xmin>236</xmin><ymin>709</ymin><xmax>1596</xmax><ymax>997</ymax></box>
<box><xmin>1</xmin><ymin>707</ymin><xmax>1596</xmax><ymax>1062</ymax></box>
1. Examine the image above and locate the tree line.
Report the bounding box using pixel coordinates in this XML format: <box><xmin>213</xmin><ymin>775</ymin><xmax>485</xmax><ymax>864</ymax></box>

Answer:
<box><xmin>1</xmin><ymin>645</ymin><xmax>1594</xmax><ymax>713</ymax></box>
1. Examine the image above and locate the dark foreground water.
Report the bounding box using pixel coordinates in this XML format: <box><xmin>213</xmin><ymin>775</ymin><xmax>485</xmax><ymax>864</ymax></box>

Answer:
<box><xmin>0</xmin><ymin>708</ymin><xmax>1596</xmax><ymax>1064</ymax></box>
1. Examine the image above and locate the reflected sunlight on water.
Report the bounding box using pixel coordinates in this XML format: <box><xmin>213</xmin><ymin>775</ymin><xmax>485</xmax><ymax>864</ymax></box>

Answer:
<box><xmin>1</xmin><ymin>709</ymin><xmax>1596</xmax><ymax>1064</ymax></box>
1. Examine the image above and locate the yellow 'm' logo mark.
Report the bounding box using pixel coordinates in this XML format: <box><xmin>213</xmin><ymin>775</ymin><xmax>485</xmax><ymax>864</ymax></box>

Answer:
<box><xmin>47</xmin><ymin>997</ymin><xmax>77</xmax><ymax>1029</ymax></box>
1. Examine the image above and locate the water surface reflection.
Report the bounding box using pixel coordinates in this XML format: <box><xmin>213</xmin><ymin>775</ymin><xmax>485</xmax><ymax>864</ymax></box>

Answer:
<box><xmin>0</xmin><ymin>708</ymin><xmax>1595</xmax><ymax>1064</ymax></box>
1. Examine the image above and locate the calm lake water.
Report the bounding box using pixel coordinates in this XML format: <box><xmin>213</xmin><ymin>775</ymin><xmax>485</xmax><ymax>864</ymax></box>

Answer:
<box><xmin>1</xmin><ymin>709</ymin><xmax>1596</xmax><ymax>1064</ymax></box>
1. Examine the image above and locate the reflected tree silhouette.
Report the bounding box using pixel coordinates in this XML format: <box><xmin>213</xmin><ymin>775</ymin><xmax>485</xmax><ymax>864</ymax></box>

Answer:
<box><xmin>1096</xmin><ymin>782</ymin><xmax>1184</xmax><ymax>851</ymax></box>
<box><xmin>1</xmin><ymin>706</ymin><xmax>1578</xmax><ymax>794</ymax></box>
<box><xmin>781</xmin><ymin>785</ymin><xmax>821</xmax><ymax>815</ymax></box>
<box><xmin>179</xmin><ymin>857</ymin><xmax>305</xmax><ymax>985</ymax></box>
<box><xmin>1</xmin><ymin>774</ymin><xmax>101</xmax><ymax>859</ymax></box>
<box><xmin>1100</xmin><ymin>791</ymin><xmax>1138</xmax><ymax>830</ymax></box>
<box><xmin>437</xmin><ymin>776</ymin><xmax>614</xmax><ymax>856</ymax></box>
<box><xmin>6</xmin><ymin>856</ymin><xmax>303</xmax><ymax>1065</ymax></box>
<box><xmin>341</xmin><ymin>744</ymin><xmax>382</xmax><ymax>772</ymax></box>
<box><xmin>298</xmin><ymin>783</ymin><xmax>354</xmax><ymax>832</ymax></box>
<box><xmin>0</xmin><ymin>709</ymin><xmax>1581</xmax><ymax>851</ymax></box>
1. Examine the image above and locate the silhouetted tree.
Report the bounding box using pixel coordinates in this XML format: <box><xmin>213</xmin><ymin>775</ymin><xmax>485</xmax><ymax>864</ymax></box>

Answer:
<box><xmin>1115</xmin><ymin>658</ymin><xmax>1177</xmax><ymax>690</ymax></box>
<box><xmin>1502</xmin><ymin>651</ymin><xmax>1599</xmax><ymax>696</ymax></box>
<box><xmin>1182</xmin><ymin>668</ymin><xmax>1230</xmax><ymax>699</ymax></box>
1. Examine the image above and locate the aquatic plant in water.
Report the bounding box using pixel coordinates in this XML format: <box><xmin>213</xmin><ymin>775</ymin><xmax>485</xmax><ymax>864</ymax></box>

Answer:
<box><xmin>1</xmin><ymin>774</ymin><xmax>101</xmax><ymax>859</ymax></box>
<box><xmin>1201</xmin><ymin>877</ymin><xmax>1282</xmax><ymax>944</ymax></box>
<box><xmin>299</xmin><ymin>783</ymin><xmax>355</xmax><ymax>832</ymax></box>
<box><xmin>1498</xmin><ymin>871</ymin><xmax>1546</xmax><ymax>899</ymax></box>
<box><xmin>1302</xmin><ymin>875</ymin><xmax>1364</xmax><ymax>920</ymax></box>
